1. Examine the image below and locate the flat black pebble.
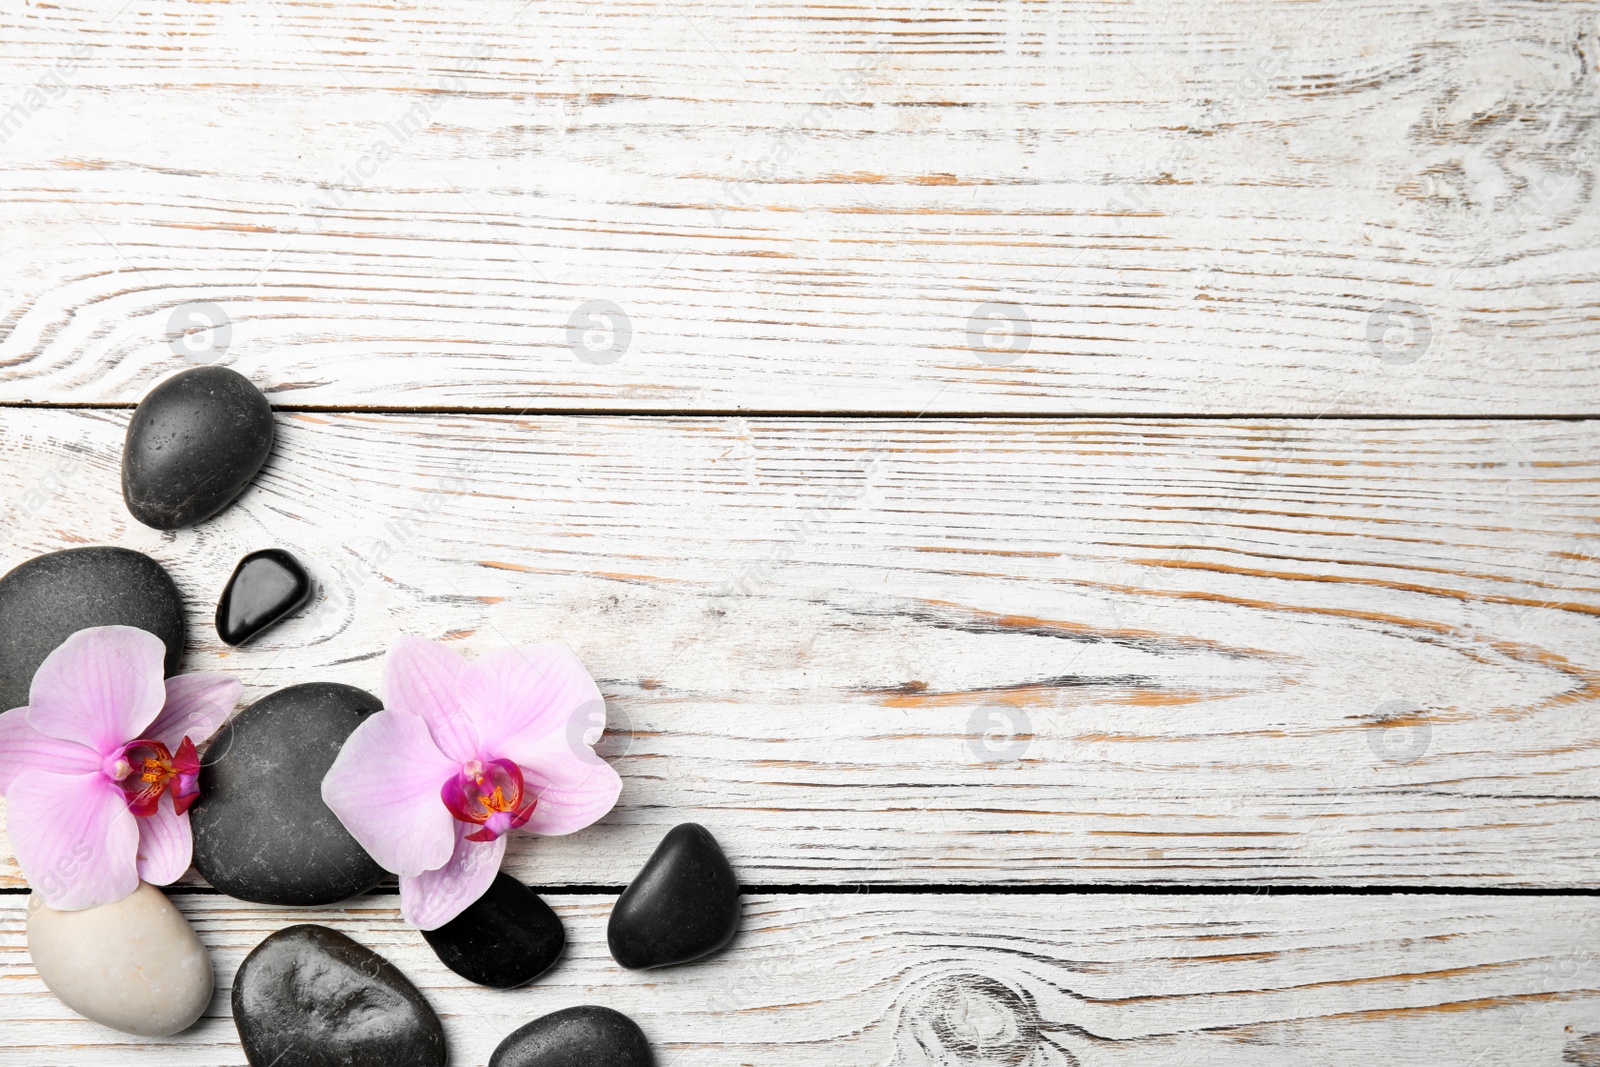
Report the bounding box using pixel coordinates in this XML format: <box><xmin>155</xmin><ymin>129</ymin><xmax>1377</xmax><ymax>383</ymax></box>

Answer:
<box><xmin>233</xmin><ymin>924</ymin><xmax>446</xmax><ymax>1067</ymax></box>
<box><xmin>607</xmin><ymin>823</ymin><xmax>740</xmax><ymax>970</ymax></box>
<box><xmin>422</xmin><ymin>872</ymin><xmax>565</xmax><ymax>988</ymax></box>
<box><xmin>122</xmin><ymin>366</ymin><xmax>274</xmax><ymax>529</ymax></box>
<box><xmin>489</xmin><ymin>1006</ymin><xmax>654</xmax><ymax>1067</ymax></box>
<box><xmin>217</xmin><ymin>549</ymin><xmax>313</xmax><ymax>646</ymax></box>
<box><xmin>0</xmin><ymin>547</ymin><xmax>184</xmax><ymax>713</ymax></box>
<box><xmin>190</xmin><ymin>683</ymin><xmax>387</xmax><ymax>906</ymax></box>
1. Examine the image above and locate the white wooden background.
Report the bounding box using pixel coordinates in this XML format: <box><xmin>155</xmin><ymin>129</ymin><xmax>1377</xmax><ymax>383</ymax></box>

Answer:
<box><xmin>1</xmin><ymin>0</ymin><xmax>1598</xmax><ymax>1063</ymax></box>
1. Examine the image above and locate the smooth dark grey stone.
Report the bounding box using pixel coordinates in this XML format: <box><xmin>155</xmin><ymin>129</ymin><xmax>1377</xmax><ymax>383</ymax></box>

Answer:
<box><xmin>0</xmin><ymin>547</ymin><xmax>184</xmax><ymax>713</ymax></box>
<box><xmin>233</xmin><ymin>924</ymin><xmax>446</xmax><ymax>1067</ymax></box>
<box><xmin>489</xmin><ymin>1006</ymin><xmax>654</xmax><ymax>1067</ymax></box>
<box><xmin>422</xmin><ymin>872</ymin><xmax>564</xmax><ymax>988</ymax></box>
<box><xmin>122</xmin><ymin>366</ymin><xmax>274</xmax><ymax>529</ymax></box>
<box><xmin>607</xmin><ymin>823</ymin><xmax>740</xmax><ymax>970</ymax></box>
<box><xmin>217</xmin><ymin>549</ymin><xmax>313</xmax><ymax>646</ymax></box>
<box><xmin>190</xmin><ymin>683</ymin><xmax>386</xmax><ymax>906</ymax></box>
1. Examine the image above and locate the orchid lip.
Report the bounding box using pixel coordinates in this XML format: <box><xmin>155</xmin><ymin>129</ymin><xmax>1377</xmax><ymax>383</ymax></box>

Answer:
<box><xmin>113</xmin><ymin>736</ymin><xmax>201</xmax><ymax>818</ymax></box>
<box><xmin>440</xmin><ymin>756</ymin><xmax>536</xmax><ymax>842</ymax></box>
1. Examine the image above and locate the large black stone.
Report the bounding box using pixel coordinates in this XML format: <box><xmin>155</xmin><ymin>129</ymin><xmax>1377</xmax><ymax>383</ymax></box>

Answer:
<box><xmin>216</xmin><ymin>549</ymin><xmax>313</xmax><ymax>646</ymax></box>
<box><xmin>233</xmin><ymin>924</ymin><xmax>446</xmax><ymax>1067</ymax></box>
<box><xmin>489</xmin><ymin>1006</ymin><xmax>654</xmax><ymax>1067</ymax></box>
<box><xmin>0</xmin><ymin>547</ymin><xmax>185</xmax><ymax>713</ymax></box>
<box><xmin>421</xmin><ymin>872</ymin><xmax>565</xmax><ymax>988</ymax></box>
<box><xmin>607</xmin><ymin>823</ymin><xmax>741</xmax><ymax>970</ymax></box>
<box><xmin>190</xmin><ymin>683</ymin><xmax>386</xmax><ymax>906</ymax></box>
<box><xmin>122</xmin><ymin>366</ymin><xmax>274</xmax><ymax>530</ymax></box>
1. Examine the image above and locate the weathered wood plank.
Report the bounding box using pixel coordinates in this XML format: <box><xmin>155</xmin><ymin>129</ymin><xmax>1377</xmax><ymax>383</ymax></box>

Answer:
<box><xmin>0</xmin><ymin>0</ymin><xmax>1597</xmax><ymax>411</ymax></box>
<box><xmin>1</xmin><ymin>410</ymin><xmax>1596</xmax><ymax>886</ymax></box>
<box><xmin>0</xmin><ymin>892</ymin><xmax>1596</xmax><ymax>1065</ymax></box>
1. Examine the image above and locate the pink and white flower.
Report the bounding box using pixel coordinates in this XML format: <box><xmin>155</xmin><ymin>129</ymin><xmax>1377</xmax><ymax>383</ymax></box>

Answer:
<box><xmin>0</xmin><ymin>626</ymin><xmax>241</xmax><ymax>910</ymax></box>
<box><xmin>320</xmin><ymin>637</ymin><xmax>622</xmax><ymax>929</ymax></box>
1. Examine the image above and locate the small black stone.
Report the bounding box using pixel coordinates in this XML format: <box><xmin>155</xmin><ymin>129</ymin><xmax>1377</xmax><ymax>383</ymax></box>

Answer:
<box><xmin>122</xmin><ymin>366</ymin><xmax>274</xmax><ymax>530</ymax></box>
<box><xmin>489</xmin><ymin>1006</ymin><xmax>654</xmax><ymax>1067</ymax></box>
<box><xmin>607</xmin><ymin>823</ymin><xmax>741</xmax><ymax>970</ymax></box>
<box><xmin>217</xmin><ymin>549</ymin><xmax>313</xmax><ymax>646</ymax></box>
<box><xmin>190</xmin><ymin>683</ymin><xmax>387</xmax><ymax>906</ymax></box>
<box><xmin>233</xmin><ymin>924</ymin><xmax>446</xmax><ymax>1067</ymax></box>
<box><xmin>0</xmin><ymin>547</ymin><xmax>185</xmax><ymax>713</ymax></box>
<box><xmin>421</xmin><ymin>872</ymin><xmax>565</xmax><ymax>988</ymax></box>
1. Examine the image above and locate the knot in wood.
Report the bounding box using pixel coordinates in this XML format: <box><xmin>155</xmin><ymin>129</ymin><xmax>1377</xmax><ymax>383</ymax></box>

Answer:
<box><xmin>897</xmin><ymin>972</ymin><xmax>1042</xmax><ymax>1066</ymax></box>
<box><xmin>1565</xmin><ymin>1032</ymin><xmax>1600</xmax><ymax>1065</ymax></box>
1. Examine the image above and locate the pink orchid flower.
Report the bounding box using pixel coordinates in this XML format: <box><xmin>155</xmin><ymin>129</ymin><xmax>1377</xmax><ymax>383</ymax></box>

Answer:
<box><xmin>0</xmin><ymin>626</ymin><xmax>241</xmax><ymax>910</ymax></box>
<box><xmin>321</xmin><ymin>637</ymin><xmax>622</xmax><ymax>929</ymax></box>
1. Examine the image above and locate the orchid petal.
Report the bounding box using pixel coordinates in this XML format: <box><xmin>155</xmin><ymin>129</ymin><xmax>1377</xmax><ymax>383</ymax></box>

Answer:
<box><xmin>320</xmin><ymin>709</ymin><xmax>457</xmax><ymax>877</ymax></box>
<box><xmin>7</xmin><ymin>769</ymin><xmax>138</xmax><ymax>910</ymax></box>
<box><xmin>398</xmin><ymin>823</ymin><xmax>506</xmax><ymax>930</ymax></box>
<box><xmin>520</xmin><ymin>758</ymin><xmax>623</xmax><ymax>837</ymax></box>
<box><xmin>0</xmin><ymin>708</ymin><xmax>97</xmax><ymax>792</ymax></box>
<box><xmin>26</xmin><ymin>627</ymin><xmax>167</xmax><ymax>757</ymax></box>
<box><xmin>146</xmin><ymin>674</ymin><xmax>241</xmax><ymax>751</ymax></box>
<box><xmin>456</xmin><ymin>642</ymin><xmax>603</xmax><ymax>760</ymax></box>
<box><xmin>134</xmin><ymin>792</ymin><xmax>192</xmax><ymax>885</ymax></box>
<box><xmin>384</xmin><ymin>637</ymin><xmax>477</xmax><ymax>763</ymax></box>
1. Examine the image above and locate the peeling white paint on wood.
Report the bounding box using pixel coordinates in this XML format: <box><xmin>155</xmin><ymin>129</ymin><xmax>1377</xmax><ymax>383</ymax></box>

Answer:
<box><xmin>0</xmin><ymin>409</ymin><xmax>1594</xmax><ymax>887</ymax></box>
<box><xmin>1</xmin><ymin>892</ymin><xmax>1597</xmax><ymax>1066</ymax></box>
<box><xmin>0</xmin><ymin>0</ymin><xmax>1596</xmax><ymax>411</ymax></box>
<box><xmin>1</xmin><ymin>0</ymin><xmax>1596</xmax><ymax>1058</ymax></box>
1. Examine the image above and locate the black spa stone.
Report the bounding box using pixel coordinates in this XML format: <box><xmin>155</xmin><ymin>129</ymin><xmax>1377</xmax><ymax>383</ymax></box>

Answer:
<box><xmin>421</xmin><ymin>872</ymin><xmax>565</xmax><ymax>988</ymax></box>
<box><xmin>216</xmin><ymin>549</ymin><xmax>313</xmax><ymax>646</ymax></box>
<box><xmin>607</xmin><ymin>823</ymin><xmax>741</xmax><ymax>970</ymax></box>
<box><xmin>190</xmin><ymin>682</ymin><xmax>387</xmax><ymax>906</ymax></box>
<box><xmin>488</xmin><ymin>1005</ymin><xmax>654</xmax><ymax>1067</ymax></box>
<box><xmin>233</xmin><ymin>924</ymin><xmax>446</xmax><ymax>1067</ymax></box>
<box><xmin>122</xmin><ymin>366</ymin><xmax>274</xmax><ymax>530</ymax></box>
<box><xmin>0</xmin><ymin>547</ymin><xmax>185</xmax><ymax>713</ymax></box>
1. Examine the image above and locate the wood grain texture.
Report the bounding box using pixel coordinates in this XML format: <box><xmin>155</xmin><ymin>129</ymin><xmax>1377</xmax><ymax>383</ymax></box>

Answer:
<box><xmin>0</xmin><ymin>408</ymin><xmax>1596</xmax><ymax>887</ymax></box>
<box><xmin>0</xmin><ymin>0</ymin><xmax>1598</xmax><ymax>411</ymax></box>
<box><xmin>1</xmin><ymin>891</ymin><xmax>1597</xmax><ymax>1065</ymax></box>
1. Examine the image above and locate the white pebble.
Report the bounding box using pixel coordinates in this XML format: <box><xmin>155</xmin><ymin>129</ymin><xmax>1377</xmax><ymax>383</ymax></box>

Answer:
<box><xmin>27</xmin><ymin>881</ymin><xmax>213</xmax><ymax>1036</ymax></box>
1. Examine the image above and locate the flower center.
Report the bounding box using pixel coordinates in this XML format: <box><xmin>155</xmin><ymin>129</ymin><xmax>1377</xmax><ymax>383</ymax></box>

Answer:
<box><xmin>440</xmin><ymin>757</ymin><xmax>536</xmax><ymax>842</ymax></box>
<box><xmin>113</xmin><ymin>737</ymin><xmax>201</xmax><ymax>818</ymax></box>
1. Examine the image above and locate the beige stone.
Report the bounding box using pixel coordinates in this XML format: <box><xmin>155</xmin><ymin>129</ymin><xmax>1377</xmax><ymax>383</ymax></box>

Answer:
<box><xmin>27</xmin><ymin>881</ymin><xmax>214</xmax><ymax>1036</ymax></box>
